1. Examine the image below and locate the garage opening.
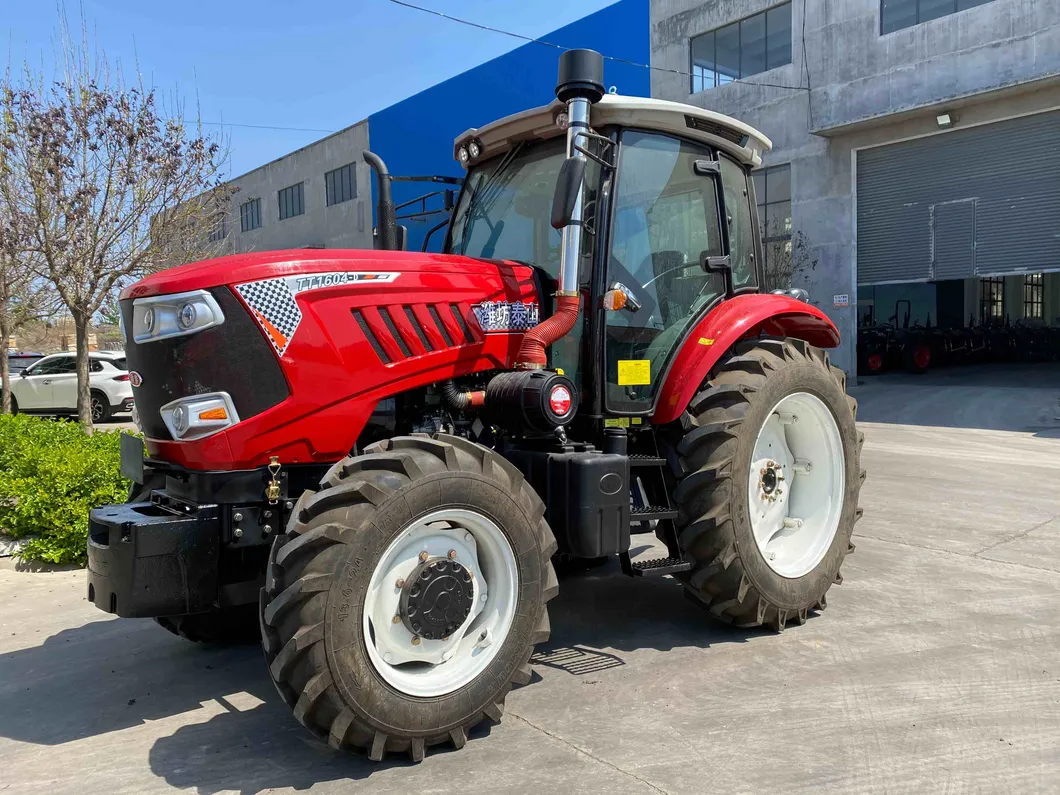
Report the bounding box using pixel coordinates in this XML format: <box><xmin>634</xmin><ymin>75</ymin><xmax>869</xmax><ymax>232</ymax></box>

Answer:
<box><xmin>855</xmin><ymin>108</ymin><xmax>1060</xmax><ymax>379</ymax></box>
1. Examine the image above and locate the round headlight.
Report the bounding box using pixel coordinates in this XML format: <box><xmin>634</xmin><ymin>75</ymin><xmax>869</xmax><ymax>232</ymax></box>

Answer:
<box><xmin>468</xmin><ymin>140</ymin><xmax>482</xmax><ymax>159</ymax></box>
<box><xmin>457</xmin><ymin>146</ymin><xmax>470</xmax><ymax>164</ymax></box>
<box><xmin>172</xmin><ymin>405</ymin><xmax>189</xmax><ymax>434</ymax></box>
<box><xmin>142</xmin><ymin>308</ymin><xmax>155</xmax><ymax>332</ymax></box>
<box><xmin>178</xmin><ymin>303</ymin><xmax>197</xmax><ymax>329</ymax></box>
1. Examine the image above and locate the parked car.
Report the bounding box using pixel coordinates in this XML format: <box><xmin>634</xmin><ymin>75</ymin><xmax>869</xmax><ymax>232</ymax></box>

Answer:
<box><xmin>7</xmin><ymin>351</ymin><xmax>44</xmax><ymax>374</ymax></box>
<box><xmin>9</xmin><ymin>351</ymin><xmax>133</xmax><ymax>423</ymax></box>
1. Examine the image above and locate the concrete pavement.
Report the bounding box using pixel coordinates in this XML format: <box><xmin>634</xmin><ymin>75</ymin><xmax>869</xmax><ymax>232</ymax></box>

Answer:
<box><xmin>1</xmin><ymin>367</ymin><xmax>1059</xmax><ymax>794</ymax></box>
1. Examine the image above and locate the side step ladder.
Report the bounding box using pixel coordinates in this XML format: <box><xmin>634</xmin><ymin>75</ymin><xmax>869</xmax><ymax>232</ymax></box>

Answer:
<box><xmin>621</xmin><ymin>450</ymin><xmax>691</xmax><ymax>578</ymax></box>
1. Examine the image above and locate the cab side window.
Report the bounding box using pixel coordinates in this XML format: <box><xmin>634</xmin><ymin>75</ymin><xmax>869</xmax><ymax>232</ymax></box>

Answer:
<box><xmin>719</xmin><ymin>155</ymin><xmax>757</xmax><ymax>289</ymax></box>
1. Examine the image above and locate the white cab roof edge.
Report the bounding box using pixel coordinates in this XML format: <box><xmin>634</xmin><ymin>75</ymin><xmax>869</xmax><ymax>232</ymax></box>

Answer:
<box><xmin>454</xmin><ymin>94</ymin><xmax>772</xmax><ymax>169</ymax></box>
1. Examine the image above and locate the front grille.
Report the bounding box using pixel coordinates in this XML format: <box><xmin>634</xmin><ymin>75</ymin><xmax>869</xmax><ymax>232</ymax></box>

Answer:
<box><xmin>354</xmin><ymin>302</ymin><xmax>482</xmax><ymax>364</ymax></box>
<box><xmin>121</xmin><ymin>287</ymin><xmax>289</xmax><ymax>440</ymax></box>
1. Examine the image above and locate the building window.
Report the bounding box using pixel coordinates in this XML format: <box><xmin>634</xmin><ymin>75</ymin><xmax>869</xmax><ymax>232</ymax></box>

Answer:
<box><xmin>1023</xmin><ymin>273</ymin><xmax>1043</xmax><ymax>320</ymax></box>
<box><xmin>208</xmin><ymin>216</ymin><xmax>227</xmax><ymax>242</ymax></box>
<box><xmin>751</xmin><ymin>164</ymin><xmax>792</xmax><ymax>291</ymax></box>
<box><xmin>690</xmin><ymin>2</ymin><xmax>792</xmax><ymax>93</ymax></box>
<box><xmin>881</xmin><ymin>0</ymin><xmax>995</xmax><ymax>35</ymax></box>
<box><xmin>325</xmin><ymin>163</ymin><xmax>357</xmax><ymax>206</ymax></box>
<box><xmin>240</xmin><ymin>198</ymin><xmax>262</xmax><ymax>232</ymax></box>
<box><xmin>979</xmin><ymin>277</ymin><xmax>1004</xmax><ymax>324</ymax></box>
<box><xmin>278</xmin><ymin>182</ymin><xmax>305</xmax><ymax>221</ymax></box>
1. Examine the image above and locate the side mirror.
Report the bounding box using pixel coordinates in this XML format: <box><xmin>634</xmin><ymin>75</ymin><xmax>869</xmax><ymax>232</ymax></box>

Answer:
<box><xmin>551</xmin><ymin>157</ymin><xmax>587</xmax><ymax>230</ymax></box>
<box><xmin>19</xmin><ymin>371</ymin><xmax>27</xmax><ymax>379</ymax></box>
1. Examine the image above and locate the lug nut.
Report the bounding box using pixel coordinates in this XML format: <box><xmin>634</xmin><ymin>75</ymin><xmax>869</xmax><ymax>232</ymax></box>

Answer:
<box><xmin>233</xmin><ymin>512</ymin><xmax>243</xmax><ymax>522</ymax></box>
<box><xmin>411</xmin><ymin>636</ymin><xmax>421</xmax><ymax>646</ymax></box>
<box><xmin>285</xmin><ymin>501</ymin><xmax>294</xmax><ymax>510</ymax></box>
<box><xmin>233</xmin><ymin>528</ymin><xmax>243</xmax><ymax>538</ymax></box>
<box><xmin>419</xmin><ymin>551</ymin><xmax>428</xmax><ymax>562</ymax></box>
<box><xmin>448</xmin><ymin>549</ymin><xmax>457</xmax><ymax>560</ymax></box>
<box><xmin>263</xmin><ymin>510</ymin><xmax>273</xmax><ymax>519</ymax></box>
<box><xmin>395</xmin><ymin>578</ymin><xmax>405</xmax><ymax>588</ymax></box>
<box><xmin>392</xmin><ymin>615</ymin><xmax>401</xmax><ymax>624</ymax></box>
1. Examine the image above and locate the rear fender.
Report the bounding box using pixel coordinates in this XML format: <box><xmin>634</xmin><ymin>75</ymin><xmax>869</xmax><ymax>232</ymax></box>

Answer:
<box><xmin>652</xmin><ymin>294</ymin><xmax>840</xmax><ymax>425</ymax></box>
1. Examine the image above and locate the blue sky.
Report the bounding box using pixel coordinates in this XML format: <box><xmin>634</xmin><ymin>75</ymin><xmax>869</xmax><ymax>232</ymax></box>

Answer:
<box><xmin>4</xmin><ymin>0</ymin><xmax>616</xmax><ymax>176</ymax></box>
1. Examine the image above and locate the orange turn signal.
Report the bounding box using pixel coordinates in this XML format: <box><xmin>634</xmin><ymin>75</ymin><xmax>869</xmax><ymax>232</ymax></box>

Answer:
<box><xmin>198</xmin><ymin>406</ymin><xmax>229</xmax><ymax>421</ymax></box>
<box><xmin>602</xmin><ymin>289</ymin><xmax>627</xmax><ymax>311</ymax></box>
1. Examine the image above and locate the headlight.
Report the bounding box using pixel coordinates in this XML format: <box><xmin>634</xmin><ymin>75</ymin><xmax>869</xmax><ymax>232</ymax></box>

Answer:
<box><xmin>159</xmin><ymin>392</ymin><xmax>240</xmax><ymax>441</ymax></box>
<box><xmin>132</xmin><ymin>290</ymin><xmax>224</xmax><ymax>343</ymax></box>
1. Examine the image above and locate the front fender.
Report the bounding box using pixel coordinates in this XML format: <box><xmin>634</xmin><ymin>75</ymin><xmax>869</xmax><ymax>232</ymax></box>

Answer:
<box><xmin>652</xmin><ymin>294</ymin><xmax>840</xmax><ymax>425</ymax></box>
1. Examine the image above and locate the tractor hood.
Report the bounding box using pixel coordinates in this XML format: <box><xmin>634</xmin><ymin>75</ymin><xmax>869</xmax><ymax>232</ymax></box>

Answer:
<box><xmin>122</xmin><ymin>249</ymin><xmax>517</xmax><ymax>300</ymax></box>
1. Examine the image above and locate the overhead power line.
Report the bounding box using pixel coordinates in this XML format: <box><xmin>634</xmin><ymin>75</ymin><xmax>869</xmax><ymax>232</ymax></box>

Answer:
<box><xmin>387</xmin><ymin>0</ymin><xmax>809</xmax><ymax>93</ymax></box>
<box><xmin>199</xmin><ymin>121</ymin><xmax>339</xmax><ymax>134</ymax></box>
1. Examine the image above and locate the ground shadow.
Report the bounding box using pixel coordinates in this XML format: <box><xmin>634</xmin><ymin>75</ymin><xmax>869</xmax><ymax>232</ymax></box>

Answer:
<box><xmin>1</xmin><ymin>558</ymin><xmax>761</xmax><ymax>793</ymax></box>
<box><xmin>853</xmin><ymin>362</ymin><xmax>1060</xmax><ymax>434</ymax></box>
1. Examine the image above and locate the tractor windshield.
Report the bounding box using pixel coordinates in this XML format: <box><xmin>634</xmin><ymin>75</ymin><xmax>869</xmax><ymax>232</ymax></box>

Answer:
<box><xmin>447</xmin><ymin>137</ymin><xmax>599</xmax><ymax>378</ymax></box>
<box><xmin>449</xmin><ymin>138</ymin><xmax>570</xmax><ymax>273</ymax></box>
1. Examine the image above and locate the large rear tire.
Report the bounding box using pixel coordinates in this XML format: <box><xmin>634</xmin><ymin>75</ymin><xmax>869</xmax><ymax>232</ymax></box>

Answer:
<box><xmin>259</xmin><ymin>434</ymin><xmax>558</xmax><ymax>762</ymax></box>
<box><xmin>670</xmin><ymin>337</ymin><xmax>864</xmax><ymax>630</ymax></box>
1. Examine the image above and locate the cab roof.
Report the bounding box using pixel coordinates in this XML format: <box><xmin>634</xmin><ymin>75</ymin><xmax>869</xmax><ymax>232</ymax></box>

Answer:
<box><xmin>455</xmin><ymin>94</ymin><xmax>773</xmax><ymax>169</ymax></box>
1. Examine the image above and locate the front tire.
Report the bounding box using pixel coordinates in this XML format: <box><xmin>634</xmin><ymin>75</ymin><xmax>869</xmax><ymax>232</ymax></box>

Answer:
<box><xmin>670</xmin><ymin>337</ymin><xmax>864</xmax><ymax>630</ymax></box>
<box><xmin>260</xmin><ymin>434</ymin><xmax>558</xmax><ymax>761</ymax></box>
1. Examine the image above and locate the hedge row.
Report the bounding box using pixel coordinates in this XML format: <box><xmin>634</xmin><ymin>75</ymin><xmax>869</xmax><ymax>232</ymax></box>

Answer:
<box><xmin>0</xmin><ymin>415</ymin><xmax>129</xmax><ymax>565</ymax></box>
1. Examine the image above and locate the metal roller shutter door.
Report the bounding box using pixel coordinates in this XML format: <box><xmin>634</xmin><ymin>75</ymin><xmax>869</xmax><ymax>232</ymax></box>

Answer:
<box><xmin>857</xmin><ymin>109</ymin><xmax>1060</xmax><ymax>286</ymax></box>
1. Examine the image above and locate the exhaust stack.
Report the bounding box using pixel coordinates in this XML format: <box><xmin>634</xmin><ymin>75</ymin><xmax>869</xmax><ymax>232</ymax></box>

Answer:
<box><xmin>515</xmin><ymin>49</ymin><xmax>604</xmax><ymax>369</ymax></box>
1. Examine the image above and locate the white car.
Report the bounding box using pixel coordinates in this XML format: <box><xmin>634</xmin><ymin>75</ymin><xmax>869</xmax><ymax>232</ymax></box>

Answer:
<box><xmin>10</xmin><ymin>351</ymin><xmax>134</xmax><ymax>423</ymax></box>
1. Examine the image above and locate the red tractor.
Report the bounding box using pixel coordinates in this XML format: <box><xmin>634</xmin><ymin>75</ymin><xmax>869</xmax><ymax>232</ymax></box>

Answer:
<box><xmin>88</xmin><ymin>50</ymin><xmax>864</xmax><ymax>762</ymax></box>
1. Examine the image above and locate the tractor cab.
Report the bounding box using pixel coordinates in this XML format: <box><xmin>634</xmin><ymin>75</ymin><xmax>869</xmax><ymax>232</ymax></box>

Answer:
<box><xmin>369</xmin><ymin>53</ymin><xmax>772</xmax><ymax>421</ymax></box>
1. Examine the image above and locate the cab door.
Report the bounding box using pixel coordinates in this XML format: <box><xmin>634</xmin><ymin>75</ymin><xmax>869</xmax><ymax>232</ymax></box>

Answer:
<box><xmin>602</xmin><ymin>131</ymin><xmax>726</xmax><ymax>414</ymax></box>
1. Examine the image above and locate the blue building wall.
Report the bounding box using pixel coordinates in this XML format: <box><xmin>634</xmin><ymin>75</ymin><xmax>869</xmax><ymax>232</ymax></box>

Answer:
<box><xmin>366</xmin><ymin>0</ymin><xmax>650</xmax><ymax>253</ymax></box>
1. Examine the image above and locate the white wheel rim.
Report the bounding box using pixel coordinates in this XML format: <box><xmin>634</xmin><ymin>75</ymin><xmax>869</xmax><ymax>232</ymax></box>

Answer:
<box><xmin>748</xmin><ymin>392</ymin><xmax>845</xmax><ymax>579</ymax></box>
<box><xmin>362</xmin><ymin>508</ymin><xmax>518</xmax><ymax>698</ymax></box>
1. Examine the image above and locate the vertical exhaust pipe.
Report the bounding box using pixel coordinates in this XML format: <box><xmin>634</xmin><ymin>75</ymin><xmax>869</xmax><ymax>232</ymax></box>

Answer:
<box><xmin>362</xmin><ymin>151</ymin><xmax>398</xmax><ymax>251</ymax></box>
<box><xmin>515</xmin><ymin>49</ymin><xmax>605</xmax><ymax>369</ymax></box>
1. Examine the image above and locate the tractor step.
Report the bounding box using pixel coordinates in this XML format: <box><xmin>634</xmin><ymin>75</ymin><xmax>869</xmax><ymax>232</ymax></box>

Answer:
<box><xmin>630</xmin><ymin>505</ymin><xmax>678</xmax><ymax>521</ymax></box>
<box><xmin>629</xmin><ymin>454</ymin><xmax>666</xmax><ymax>467</ymax></box>
<box><xmin>619</xmin><ymin>554</ymin><xmax>692</xmax><ymax>577</ymax></box>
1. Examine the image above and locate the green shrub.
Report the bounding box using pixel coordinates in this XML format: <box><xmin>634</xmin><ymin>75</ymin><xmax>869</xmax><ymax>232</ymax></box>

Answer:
<box><xmin>0</xmin><ymin>415</ymin><xmax>130</xmax><ymax>565</ymax></box>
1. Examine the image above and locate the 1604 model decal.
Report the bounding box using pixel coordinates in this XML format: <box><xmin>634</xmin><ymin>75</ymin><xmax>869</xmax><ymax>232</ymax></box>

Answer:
<box><xmin>236</xmin><ymin>271</ymin><xmax>400</xmax><ymax>355</ymax></box>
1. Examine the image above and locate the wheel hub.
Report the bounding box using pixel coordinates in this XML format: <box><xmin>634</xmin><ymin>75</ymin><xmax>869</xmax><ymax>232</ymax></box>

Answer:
<box><xmin>400</xmin><ymin>557</ymin><xmax>475</xmax><ymax>640</ymax></box>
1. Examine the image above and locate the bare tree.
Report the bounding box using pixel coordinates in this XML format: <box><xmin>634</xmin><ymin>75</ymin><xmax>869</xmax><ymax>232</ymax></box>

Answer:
<box><xmin>0</xmin><ymin>20</ymin><xmax>231</xmax><ymax>428</ymax></box>
<box><xmin>0</xmin><ymin>83</ymin><xmax>56</xmax><ymax>413</ymax></box>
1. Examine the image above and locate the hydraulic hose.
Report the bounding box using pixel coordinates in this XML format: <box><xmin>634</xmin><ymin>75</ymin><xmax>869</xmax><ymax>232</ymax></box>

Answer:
<box><xmin>514</xmin><ymin>292</ymin><xmax>580</xmax><ymax>369</ymax></box>
<box><xmin>440</xmin><ymin>380</ymin><xmax>485</xmax><ymax>410</ymax></box>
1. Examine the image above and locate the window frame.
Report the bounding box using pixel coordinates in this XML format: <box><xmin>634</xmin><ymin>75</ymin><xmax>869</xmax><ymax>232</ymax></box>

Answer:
<box><xmin>753</xmin><ymin>164</ymin><xmax>792</xmax><ymax>292</ymax></box>
<box><xmin>689</xmin><ymin>2</ymin><xmax>792</xmax><ymax>94</ymax></box>
<box><xmin>278</xmin><ymin>181</ymin><xmax>305</xmax><ymax>221</ymax></box>
<box><xmin>239</xmin><ymin>198</ymin><xmax>262</xmax><ymax>232</ymax></box>
<box><xmin>1023</xmin><ymin>273</ymin><xmax>1043</xmax><ymax>320</ymax></box>
<box><xmin>880</xmin><ymin>0</ymin><xmax>996</xmax><ymax>36</ymax></box>
<box><xmin>979</xmin><ymin>276</ymin><xmax>1005</xmax><ymax>325</ymax></box>
<box><xmin>325</xmin><ymin>163</ymin><xmax>357</xmax><ymax>207</ymax></box>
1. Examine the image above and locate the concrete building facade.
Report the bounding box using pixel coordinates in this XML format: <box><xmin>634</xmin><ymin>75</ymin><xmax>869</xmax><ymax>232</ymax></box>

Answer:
<box><xmin>222</xmin><ymin>121</ymin><xmax>374</xmax><ymax>253</ymax></box>
<box><xmin>651</xmin><ymin>0</ymin><xmax>1060</xmax><ymax>373</ymax></box>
